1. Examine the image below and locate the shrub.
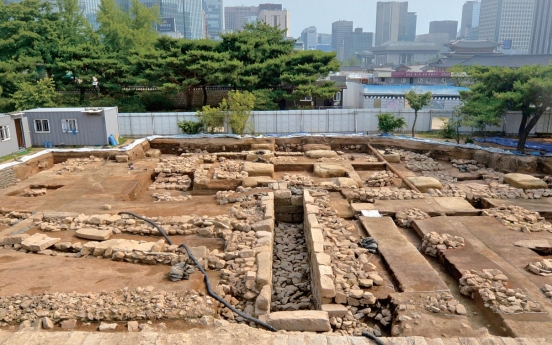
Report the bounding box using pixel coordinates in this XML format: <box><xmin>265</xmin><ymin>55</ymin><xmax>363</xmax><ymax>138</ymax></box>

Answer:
<box><xmin>177</xmin><ymin>120</ymin><xmax>204</xmax><ymax>134</ymax></box>
<box><xmin>139</xmin><ymin>91</ymin><xmax>175</xmax><ymax>111</ymax></box>
<box><xmin>464</xmin><ymin>137</ymin><xmax>474</xmax><ymax>144</ymax></box>
<box><xmin>440</xmin><ymin>118</ymin><xmax>456</xmax><ymax>139</ymax></box>
<box><xmin>376</xmin><ymin>113</ymin><xmax>407</xmax><ymax>134</ymax></box>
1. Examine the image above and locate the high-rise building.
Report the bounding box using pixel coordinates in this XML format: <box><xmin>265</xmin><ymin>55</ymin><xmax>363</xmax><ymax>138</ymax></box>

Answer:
<box><xmin>224</xmin><ymin>3</ymin><xmax>283</xmax><ymax>32</ymax></box>
<box><xmin>331</xmin><ymin>20</ymin><xmax>353</xmax><ymax>61</ymax></box>
<box><xmin>204</xmin><ymin>0</ymin><xmax>223</xmax><ymax>40</ymax></box>
<box><xmin>529</xmin><ymin>0</ymin><xmax>552</xmax><ymax>54</ymax></box>
<box><xmin>429</xmin><ymin>20</ymin><xmax>458</xmax><ymax>41</ymax></box>
<box><xmin>301</xmin><ymin>26</ymin><xmax>318</xmax><ymax>50</ymax></box>
<box><xmin>375</xmin><ymin>1</ymin><xmax>408</xmax><ymax>46</ymax></box>
<box><xmin>399</xmin><ymin>12</ymin><xmax>417</xmax><ymax>41</ymax></box>
<box><xmin>224</xmin><ymin>6</ymin><xmax>259</xmax><ymax>32</ymax></box>
<box><xmin>343</xmin><ymin>28</ymin><xmax>373</xmax><ymax>61</ymax></box>
<box><xmin>479</xmin><ymin>0</ymin><xmax>535</xmax><ymax>54</ymax></box>
<box><xmin>460</xmin><ymin>1</ymin><xmax>481</xmax><ymax>40</ymax></box>
<box><xmin>257</xmin><ymin>9</ymin><xmax>289</xmax><ymax>36</ymax></box>
<box><xmin>318</xmin><ymin>33</ymin><xmax>332</xmax><ymax>45</ymax></box>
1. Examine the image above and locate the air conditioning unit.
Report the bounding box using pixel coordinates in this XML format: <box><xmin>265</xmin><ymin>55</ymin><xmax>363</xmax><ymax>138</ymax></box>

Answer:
<box><xmin>82</xmin><ymin>107</ymin><xmax>103</xmax><ymax>115</ymax></box>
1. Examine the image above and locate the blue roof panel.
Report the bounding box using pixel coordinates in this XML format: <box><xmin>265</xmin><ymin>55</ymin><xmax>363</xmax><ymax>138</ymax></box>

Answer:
<box><xmin>363</xmin><ymin>85</ymin><xmax>469</xmax><ymax>96</ymax></box>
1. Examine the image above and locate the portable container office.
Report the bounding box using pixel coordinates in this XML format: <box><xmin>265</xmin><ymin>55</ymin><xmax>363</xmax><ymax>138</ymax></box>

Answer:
<box><xmin>24</xmin><ymin>107</ymin><xmax>119</xmax><ymax>147</ymax></box>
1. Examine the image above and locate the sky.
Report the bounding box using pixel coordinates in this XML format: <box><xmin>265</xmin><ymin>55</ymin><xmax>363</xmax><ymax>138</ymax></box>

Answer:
<box><xmin>223</xmin><ymin>0</ymin><xmax>468</xmax><ymax>38</ymax></box>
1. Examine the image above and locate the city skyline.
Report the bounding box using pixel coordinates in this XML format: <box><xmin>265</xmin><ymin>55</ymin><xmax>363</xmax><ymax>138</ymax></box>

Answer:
<box><xmin>223</xmin><ymin>0</ymin><xmax>467</xmax><ymax>38</ymax></box>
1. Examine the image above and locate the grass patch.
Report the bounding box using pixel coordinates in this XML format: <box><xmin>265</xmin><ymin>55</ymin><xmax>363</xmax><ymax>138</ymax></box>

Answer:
<box><xmin>118</xmin><ymin>137</ymin><xmax>129</xmax><ymax>146</ymax></box>
<box><xmin>0</xmin><ymin>148</ymin><xmax>42</xmax><ymax>163</ymax></box>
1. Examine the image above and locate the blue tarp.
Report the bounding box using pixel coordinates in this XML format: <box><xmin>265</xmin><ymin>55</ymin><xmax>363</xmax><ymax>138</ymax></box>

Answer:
<box><xmin>474</xmin><ymin>137</ymin><xmax>552</xmax><ymax>154</ymax></box>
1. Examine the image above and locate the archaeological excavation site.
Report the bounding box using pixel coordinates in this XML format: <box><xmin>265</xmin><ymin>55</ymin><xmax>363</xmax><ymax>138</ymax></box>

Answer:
<box><xmin>1</xmin><ymin>135</ymin><xmax>552</xmax><ymax>344</ymax></box>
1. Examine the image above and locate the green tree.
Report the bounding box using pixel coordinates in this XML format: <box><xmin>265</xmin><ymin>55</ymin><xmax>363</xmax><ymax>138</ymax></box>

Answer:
<box><xmin>341</xmin><ymin>56</ymin><xmax>361</xmax><ymax>67</ymax></box>
<box><xmin>12</xmin><ymin>78</ymin><xmax>58</xmax><ymax>110</ymax></box>
<box><xmin>376</xmin><ymin>113</ymin><xmax>407</xmax><ymax>134</ymax></box>
<box><xmin>460</xmin><ymin>65</ymin><xmax>552</xmax><ymax>152</ymax></box>
<box><xmin>196</xmin><ymin>91</ymin><xmax>256</xmax><ymax>135</ymax></box>
<box><xmin>405</xmin><ymin>90</ymin><xmax>433</xmax><ymax>137</ymax></box>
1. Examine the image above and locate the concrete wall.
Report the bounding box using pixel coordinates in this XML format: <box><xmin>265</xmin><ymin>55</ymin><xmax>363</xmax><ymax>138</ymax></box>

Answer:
<box><xmin>0</xmin><ymin>167</ymin><xmax>18</xmax><ymax>189</ymax></box>
<box><xmin>0</xmin><ymin>115</ymin><xmax>20</xmax><ymax>157</ymax></box>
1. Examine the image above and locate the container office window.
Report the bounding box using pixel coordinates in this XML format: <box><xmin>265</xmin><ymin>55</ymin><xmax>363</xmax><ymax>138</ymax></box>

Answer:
<box><xmin>0</xmin><ymin>125</ymin><xmax>10</xmax><ymax>141</ymax></box>
<box><xmin>34</xmin><ymin>119</ymin><xmax>50</xmax><ymax>133</ymax></box>
<box><xmin>61</xmin><ymin>119</ymin><xmax>78</xmax><ymax>133</ymax></box>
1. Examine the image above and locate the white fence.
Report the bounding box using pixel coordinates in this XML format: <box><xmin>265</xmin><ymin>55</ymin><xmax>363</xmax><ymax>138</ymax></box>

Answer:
<box><xmin>118</xmin><ymin>109</ymin><xmax>552</xmax><ymax>137</ymax></box>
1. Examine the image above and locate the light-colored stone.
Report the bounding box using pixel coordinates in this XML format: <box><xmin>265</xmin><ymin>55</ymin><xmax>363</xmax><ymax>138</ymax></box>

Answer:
<box><xmin>256</xmin><ymin>251</ymin><xmax>272</xmax><ymax>289</ymax></box>
<box><xmin>242</xmin><ymin>162</ymin><xmax>274</xmax><ymax>177</ymax></box>
<box><xmin>98</xmin><ymin>322</ymin><xmax>117</xmax><ymax>331</ymax></box>
<box><xmin>321</xmin><ymin>304</ymin><xmax>348</xmax><ymax>318</ymax></box>
<box><xmin>246</xmin><ymin>150</ymin><xmax>274</xmax><ymax>161</ymax></box>
<box><xmin>76</xmin><ymin>228</ymin><xmax>112</xmax><ymax>241</ymax></box>
<box><xmin>127</xmin><ymin>321</ymin><xmax>139</xmax><ymax>332</ymax></box>
<box><xmin>252</xmin><ymin>219</ymin><xmax>274</xmax><ymax>232</ymax></box>
<box><xmin>256</xmin><ymin>285</ymin><xmax>271</xmax><ymax>311</ymax></box>
<box><xmin>0</xmin><ymin>234</ymin><xmax>29</xmax><ymax>246</ymax></box>
<box><xmin>145</xmin><ymin>149</ymin><xmax>161</xmax><ymax>158</ymax></box>
<box><xmin>313</xmin><ymin>163</ymin><xmax>347</xmax><ymax>178</ymax></box>
<box><xmin>379</xmin><ymin>150</ymin><xmax>400</xmax><ymax>163</ymax></box>
<box><xmin>92</xmin><ymin>239</ymin><xmax>124</xmax><ymax>257</ymax></box>
<box><xmin>115</xmin><ymin>154</ymin><xmax>129</xmax><ymax>163</ymax></box>
<box><xmin>265</xmin><ymin>311</ymin><xmax>331</xmax><ymax>332</ymax></box>
<box><xmin>306</xmin><ymin>150</ymin><xmax>338</xmax><ymax>159</ymax></box>
<box><xmin>41</xmin><ymin>317</ymin><xmax>54</xmax><ymax>330</ymax></box>
<box><xmin>21</xmin><ymin>234</ymin><xmax>60</xmax><ymax>252</ymax></box>
<box><xmin>407</xmin><ymin>176</ymin><xmax>443</xmax><ymax>192</ymax></box>
<box><xmin>332</xmin><ymin>177</ymin><xmax>360</xmax><ymax>188</ymax></box>
<box><xmin>504</xmin><ymin>173</ymin><xmax>548</xmax><ymax>190</ymax></box>
<box><xmin>242</xmin><ymin>176</ymin><xmax>276</xmax><ymax>188</ymax></box>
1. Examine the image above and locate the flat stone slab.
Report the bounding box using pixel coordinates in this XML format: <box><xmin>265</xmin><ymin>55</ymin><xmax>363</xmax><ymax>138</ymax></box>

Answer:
<box><xmin>145</xmin><ymin>149</ymin><xmax>161</xmax><ymax>158</ymax></box>
<box><xmin>242</xmin><ymin>176</ymin><xmax>276</xmax><ymax>188</ymax></box>
<box><xmin>305</xmin><ymin>150</ymin><xmax>338</xmax><ymax>159</ymax></box>
<box><xmin>76</xmin><ymin>228</ymin><xmax>112</xmax><ymax>241</ymax></box>
<box><xmin>0</xmin><ymin>234</ymin><xmax>29</xmax><ymax>246</ymax></box>
<box><xmin>350</xmin><ymin>197</ymin><xmax>478</xmax><ymax>216</ymax></box>
<box><xmin>407</xmin><ymin>176</ymin><xmax>442</xmax><ymax>192</ymax></box>
<box><xmin>242</xmin><ymin>162</ymin><xmax>274</xmax><ymax>177</ymax></box>
<box><xmin>21</xmin><ymin>234</ymin><xmax>60</xmax><ymax>252</ymax></box>
<box><xmin>303</xmin><ymin>144</ymin><xmax>332</xmax><ymax>151</ymax></box>
<box><xmin>313</xmin><ymin>163</ymin><xmax>347</xmax><ymax>178</ymax></box>
<box><xmin>504</xmin><ymin>173</ymin><xmax>547</xmax><ymax>190</ymax></box>
<box><xmin>264</xmin><ymin>310</ymin><xmax>331</xmax><ymax>332</ymax></box>
<box><xmin>359</xmin><ymin>216</ymin><xmax>448</xmax><ymax>292</ymax></box>
<box><xmin>331</xmin><ymin>177</ymin><xmax>359</xmax><ymax>188</ymax></box>
<box><xmin>378</xmin><ymin>150</ymin><xmax>400</xmax><ymax>163</ymax></box>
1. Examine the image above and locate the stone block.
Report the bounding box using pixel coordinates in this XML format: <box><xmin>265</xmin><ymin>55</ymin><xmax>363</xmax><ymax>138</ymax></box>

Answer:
<box><xmin>256</xmin><ymin>285</ymin><xmax>271</xmax><ymax>311</ymax></box>
<box><xmin>76</xmin><ymin>228</ymin><xmax>112</xmax><ymax>241</ymax></box>
<box><xmin>256</xmin><ymin>251</ymin><xmax>272</xmax><ymax>289</ymax></box>
<box><xmin>303</xmin><ymin>144</ymin><xmax>332</xmax><ymax>151</ymax></box>
<box><xmin>315</xmin><ymin>253</ymin><xmax>331</xmax><ymax>266</ymax></box>
<box><xmin>251</xmin><ymin>143</ymin><xmax>274</xmax><ymax>151</ymax></box>
<box><xmin>320</xmin><ymin>275</ymin><xmax>336</xmax><ymax>298</ymax></box>
<box><xmin>246</xmin><ymin>150</ymin><xmax>274</xmax><ymax>161</ymax></box>
<box><xmin>145</xmin><ymin>149</ymin><xmax>161</xmax><ymax>158</ymax></box>
<box><xmin>306</xmin><ymin>150</ymin><xmax>338</xmax><ymax>159</ymax></box>
<box><xmin>504</xmin><ymin>173</ymin><xmax>548</xmax><ymax>190</ymax></box>
<box><xmin>92</xmin><ymin>239</ymin><xmax>124</xmax><ymax>257</ymax></box>
<box><xmin>313</xmin><ymin>163</ymin><xmax>347</xmax><ymax>178</ymax></box>
<box><xmin>21</xmin><ymin>234</ymin><xmax>60</xmax><ymax>252</ymax></box>
<box><xmin>379</xmin><ymin>150</ymin><xmax>400</xmax><ymax>163</ymax></box>
<box><xmin>115</xmin><ymin>155</ymin><xmax>129</xmax><ymax>163</ymax></box>
<box><xmin>43</xmin><ymin>212</ymin><xmax>78</xmax><ymax>221</ymax></box>
<box><xmin>243</xmin><ymin>162</ymin><xmax>274</xmax><ymax>177</ymax></box>
<box><xmin>242</xmin><ymin>176</ymin><xmax>276</xmax><ymax>188</ymax></box>
<box><xmin>321</xmin><ymin>304</ymin><xmax>348</xmax><ymax>318</ymax></box>
<box><xmin>0</xmin><ymin>234</ymin><xmax>29</xmax><ymax>246</ymax></box>
<box><xmin>252</xmin><ymin>219</ymin><xmax>274</xmax><ymax>232</ymax></box>
<box><xmin>265</xmin><ymin>311</ymin><xmax>331</xmax><ymax>332</ymax></box>
<box><xmin>331</xmin><ymin>177</ymin><xmax>360</xmax><ymax>188</ymax></box>
<box><xmin>407</xmin><ymin>176</ymin><xmax>443</xmax><ymax>192</ymax></box>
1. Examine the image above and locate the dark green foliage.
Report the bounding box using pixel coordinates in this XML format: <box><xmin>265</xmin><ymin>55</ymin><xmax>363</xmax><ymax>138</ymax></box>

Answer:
<box><xmin>405</xmin><ymin>90</ymin><xmax>432</xmax><ymax>137</ymax></box>
<box><xmin>376</xmin><ymin>113</ymin><xmax>407</xmax><ymax>134</ymax></box>
<box><xmin>177</xmin><ymin>120</ymin><xmax>204</xmax><ymax>134</ymax></box>
<box><xmin>139</xmin><ymin>92</ymin><xmax>175</xmax><ymax>111</ymax></box>
<box><xmin>464</xmin><ymin>137</ymin><xmax>474</xmax><ymax>144</ymax></box>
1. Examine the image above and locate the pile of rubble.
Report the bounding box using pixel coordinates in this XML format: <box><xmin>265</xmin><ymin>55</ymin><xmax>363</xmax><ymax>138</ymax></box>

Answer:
<box><xmin>459</xmin><ymin>269</ymin><xmax>541</xmax><ymax>314</ymax></box>
<box><xmin>394</xmin><ymin>208</ymin><xmax>430</xmax><ymax>228</ymax></box>
<box><xmin>482</xmin><ymin>206</ymin><xmax>552</xmax><ymax>232</ymax></box>
<box><xmin>526</xmin><ymin>259</ymin><xmax>552</xmax><ymax>276</ymax></box>
<box><xmin>271</xmin><ymin>223</ymin><xmax>313</xmax><ymax>311</ymax></box>
<box><xmin>269</xmin><ymin>156</ymin><xmax>297</xmax><ymax>163</ymax></box>
<box><xmin>310</xmin><ymin>191</ymin><xmax>383</xmax><ymax>310</ymax></box>
<box><xmin>336</xmin><ymin>144</ymin><xmax>365</xmax><ymax>152</ymax></box>
<box><xmin>151</xmin><ymin>193</ymin><xmax>193</xmax><ymax>202</ymax></box>
<box><xmin>149</xmin><ymin>174</ymin><xmax>192</xmax><ymax>191</ymax></box>
<box><xmin>213</xmin><ymin>160</ymin><xmax>247</xmax><ymax>180</ymax></box>
<box><xmin>57</xmin><ymin>156</ymin><xmax>102</xmax><ymax>174</ymax></box>
<box><xmin>427</xmin><ymin>184</ymin><xmax>467</xmax><ymax>198</ymax></box>
<box><xmin>423</xmin><ymin>292</ymin><xmax>467</xmax><ymax>315</ymax></box>
<box><xmin>331</xmin><ymin>305</ymin><xmax>385</xmax><ymax>336</ymax></box>
<box><xmin>346</xmin><ymin>187</ymin><xmax>425</xmax><ymax>202</ymax></box>
<box><xmin>451</xmin><ymin>159</ymin><xmax>480</xmax><ymax>170</ymax></box>
<box><xmin>275</xmin><ymin>144</ymin><xmax>304</xmax><ymax>152</ymax></box>
<box><xmin>365</xmin><ymin>170</ymin><xmax>396</xmax><ymax>187</ymax></box>
<box><xmin>398</xmin><ymin>150</ymin><xmax>443</xmax><ymax>171</ymax></box>
<box><xmin>21</xmin><ymin>188</ymin><xmax>47</xmax><ymax>197</ymax></box>
<box><xmin>0</xmin><ymin>211</ymin><xmax>30</xmax><ymax>226</ymax></box>
<box><xmin>420</xmin><ymin>232</ymin><xmax>465</xmax><ymax>257</ymax></box>
<box><xmin>281</xmin><ymin>174</ymin><xmax>314</xmax><ymax>187</ymax></box>
<box><xmin>421</xmin><ymin>171</ymin><xmax>456</xmax><ymax>184</ymax></box>
<box><xmin>0</xmin><ymin>287</ymin><xmax>214</xmax><ymax>326</ymax></box>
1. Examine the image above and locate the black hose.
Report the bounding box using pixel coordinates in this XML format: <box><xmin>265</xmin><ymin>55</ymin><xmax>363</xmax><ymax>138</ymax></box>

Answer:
<box><xmin>361</xmin><ymin>331</ymin><xmax>386</xmax><ymax>345</ymax></box>
<box><xmin>118</xmin><ymin>211</ymin><xmax>278</xmax><ymax>332</ymax></box>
